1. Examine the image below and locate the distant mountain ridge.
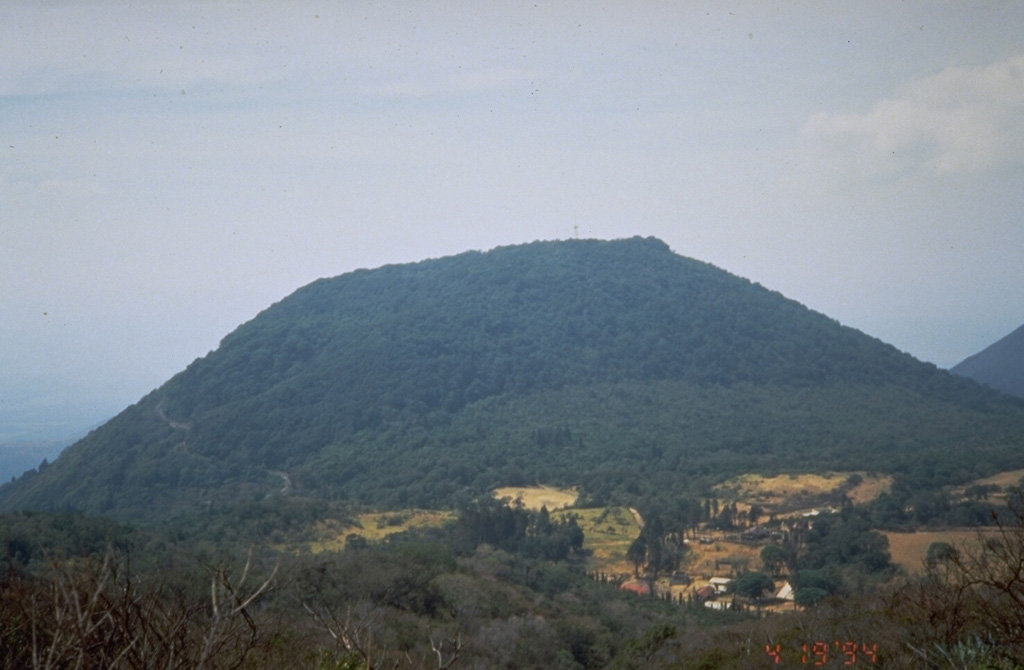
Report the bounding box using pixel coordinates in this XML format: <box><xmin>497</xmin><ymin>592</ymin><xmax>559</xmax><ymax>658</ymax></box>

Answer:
<box><xmin>951</xmin><ymin>324</ymin><xmax>1024</xmax><ymax>399</ymax></box>
<box><xmin>3</xmin><ymin>237</ymin><xmax>1023</xmax><ymax>524</ymax></box>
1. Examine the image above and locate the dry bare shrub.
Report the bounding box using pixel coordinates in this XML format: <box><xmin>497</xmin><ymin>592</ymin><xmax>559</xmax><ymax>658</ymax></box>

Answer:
<box><xmin>0</xmin><ymin>546</ymin><xmax>277</xmax><ymax>670</ymax></box>
<box><xmin>885</xmin><ymin>492</ymin><xmax>1024</xmax><ymax>668</ymax></box>
<box><xmin>297</xmin><ymin>595</ymin><xmax>461</xmax><ymax>670</ymax></box>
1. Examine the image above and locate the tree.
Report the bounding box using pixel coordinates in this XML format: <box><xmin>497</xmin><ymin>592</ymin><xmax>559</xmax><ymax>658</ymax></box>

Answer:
<box><xmin>734</xmin><ymin>571</ymin><xmax>775</xmax><ymax>600</ymax></box>
<box><xmin>794</xmin><ymin>587</ymin><xmax>829</xmax><ymax>608</ymax></box>
<box><xmin>924</xmin><ymin>541</ymin><xmax>957</xmax><ymax>568</ymax></box>
<box><xmin>564</xmin><ymin>516</ymin><xmax>584</xmax><ymax>554</ymax></box>
<box><xmin>609</xmin><ymin>624</ymin><xmax>677</xmax><ymax>670</ymax></box>
<box><xmin>964</xmin><ymin>484</ymin><xmax>998</xmax><ymax>501</ymax></box>
<box><xmin>627</xmin><ymin>536</ymin><xmax>647</xmax><ymax>578</ymax></box>
<box><xmin>760</xmin><ymin>544</ymin><xmax>789</xmax><ymax>578</ymax></box>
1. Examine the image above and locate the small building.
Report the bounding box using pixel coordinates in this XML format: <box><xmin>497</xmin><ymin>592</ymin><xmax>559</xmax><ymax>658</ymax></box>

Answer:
<box><xmin>776</xmin><ymin>581</ymin><xmax>795</xmax><ymax>601</ymax></box>
<box><xmin>619</xmin><ymin>580</ymin><xmax>650</xmax><ymax>596</ymax></box>
<box><xmin>670</xmin><ymin>571</ymin><xmax>691</xmax><ymax>585</ymax></box>
<box><xmin>695</xmin><ymin>585</ymin><xmax>716</xmax><ymax>601</ymax></box>
<box><xmin>741</xmin><ymin>526</ymin><xmax>771</xmax><ymax>541</ymax></box>
<box><xmin>709</xmin><ymin>577</ymin><xmax>733</xmax><ymax>594</ymax></box>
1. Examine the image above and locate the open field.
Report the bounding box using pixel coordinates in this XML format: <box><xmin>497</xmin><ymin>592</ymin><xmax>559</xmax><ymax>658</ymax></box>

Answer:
<box><xmin>951</xmin><ymin>468</ymin><xmax>1024</xmax><ymax>505</ymax></box>
<box><xmin>965</xmin><ymin>468</ymin><xmax>1024</xmax><ymax>489</ymax></box>
<box><xmin>494</xmin><ymin>485</ymin><xmax>578</xmax><ymax>510</ymax></box>
<box><xmin>557</xmin><ymin>506</ymin><xmax>769</xmax><ymax>584</ymax></box>
<box><xmin>884</xmin><ymin>528</ymin><xmax>1004</xmax><ymax>574</ymax></box>
<box><xmin>684</xmin><ymin>534</ymin><xmax>764</xmax><ymax>581</ymax></box>
<box><xmin>846</xmin><ymin>475</ymin><xmax>894</xmax><ymax>504</ymax></box>
<box><xmin>554</xmin><ymin>506</ymin><xmax>638</xmax><ymax>576</ymax></box>
<box><xmin>714</xmin><ymin>472</ymin><xmax>891</xmax><ymax>513</ymax></box>
<box><xmin>308</xmin><ymin>509</ymin><xmax>456</xmax><ymax>552</ymax></box>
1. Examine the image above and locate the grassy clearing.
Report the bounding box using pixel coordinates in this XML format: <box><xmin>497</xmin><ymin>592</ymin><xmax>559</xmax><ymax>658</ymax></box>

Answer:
<box><xmin>714</xmin><ymin>472</ymin><xmax>891</xmax><ymax>513</ymax></box>
<box><xmin>493</xmin><ymin>485</ymin><xmax>578</xmax><ymax>510</ymax></box>
<box><xmin>967</xmin><ymin>468</ymin><xmax>1024</xmax><ymax>489</ymax></box>
<box><xmin>684</xmin><ymin>533</ymin><xmax>764</xmax><ymax>580</ymax></box>
<box><xmin>558</xmin><ymin>505</ymin><xmax>774</xmax><ymax>600</ymax></box>
<box><xmin>951</xmin><ymin>468</ymin><xmax>1024</xmax><ymax>505</ymax></box>
<box><xmin>721</xmin><ymin>472</ymin><xmax>843</xmax><ymax>497</ymax></box>
<box><xmin>884</xmin><ymin>528</ymin><xmax>1003</xmax><ymax>574</ymax></box>
<box><xmin>847</xmin><ymin>475</ymin><xmax>893</xmax><ymax>504</ymax></box>
<box><xmin>554</xmin><ymin>506</ymin><xmax>639</xmax><ymax>576</ymax></box>
<box><xmin>309</xmin><ymin>509</ymin><xmax>456</xmax><ymax>552</ymax></box>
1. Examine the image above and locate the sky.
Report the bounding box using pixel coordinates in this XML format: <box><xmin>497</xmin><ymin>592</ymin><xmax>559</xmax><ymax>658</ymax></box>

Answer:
<box><xmin>2</xmin><ymin>1</ymin><xmax>1024</xmax><ymax>445</ymax></box>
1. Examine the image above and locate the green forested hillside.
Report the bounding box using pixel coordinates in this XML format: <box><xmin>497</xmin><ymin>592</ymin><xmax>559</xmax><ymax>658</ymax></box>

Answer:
<box><xmin>3</xmin><ymin>237</ymin><xmax>1023</xmax><ymax>522</ymax></box>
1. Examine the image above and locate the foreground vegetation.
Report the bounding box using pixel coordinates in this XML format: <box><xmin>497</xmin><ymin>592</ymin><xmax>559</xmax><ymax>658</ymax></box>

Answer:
<box><xmin>3</xmin><ymin>484</ymin><xmax>1024</xmax><ymax>669</ymax></box>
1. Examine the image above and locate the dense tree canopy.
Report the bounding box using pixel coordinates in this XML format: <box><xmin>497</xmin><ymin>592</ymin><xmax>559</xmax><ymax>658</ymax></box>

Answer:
<box><xmin>734</xmin><ymin>571</ymin><xmax>775</xmax><ymax>600</ymax></box>
<box><xmin>3</xmin><ymin>237</ymin><xmax>1023</xmax><ymax>523</ymax></box>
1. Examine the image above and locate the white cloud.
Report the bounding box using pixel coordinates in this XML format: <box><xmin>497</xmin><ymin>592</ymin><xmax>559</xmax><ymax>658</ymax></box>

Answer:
<box><xmin>800</xmin><ymin>54</ymin><xmax>1024</xmax><ymax>175</ymax></box>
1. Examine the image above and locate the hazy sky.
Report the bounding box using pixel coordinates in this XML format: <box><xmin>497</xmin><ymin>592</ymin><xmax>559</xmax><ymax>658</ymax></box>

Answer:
<box><xmin>3</xmin><ymin>1</ymin><xmax>1024</xmax><ymax>442</ymax></box>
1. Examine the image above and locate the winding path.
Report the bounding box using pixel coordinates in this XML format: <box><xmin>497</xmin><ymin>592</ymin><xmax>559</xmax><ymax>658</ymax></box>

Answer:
<box><xmin>155</xmin><ymin>402</ymin><xmax>192</xmax><ymax>431</ymax></box>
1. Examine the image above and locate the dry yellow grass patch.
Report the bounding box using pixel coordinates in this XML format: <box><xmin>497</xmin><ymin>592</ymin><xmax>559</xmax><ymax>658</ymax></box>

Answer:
<box><xmin>847</xmin><ymin>474</ymin><xmax>893</xmax><ymax>504</ymax></box>
<box><xmin>968</xmin><ymin>468</ymin><xmax>1024</xmax><ymax>489</ymax></box>
<box><xmin>951</xmin><ymin>469</ymin><xmax>1024</xmax><ymax>504</ymax></box>
<box><xmin>493</xmin><ymin>485</ymin><xmax>578</xmax><ymax>511</ymax></box>
<box><xmin>686</xmin><ymin>533</ymin><xmax>766</xmax><ymax>579</ymax></box>
<box><xmin>714</xmin><ymin>472</ymin><xmax>890</xmax><ymax>511</ymax></box>
<box><xmin>309</xmin><ymin>509</ymin><xmax>455</xmax><ymax>553</ymax></box>
<box><xmin>884</xmin><ymin>528</ymin><xmax>1003</xmax><ymax>574</ymax></box>
<box><xmin>719</xmin><ymin>472</ymin><xmax>837</xmax><ymax>497</ymax></box>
